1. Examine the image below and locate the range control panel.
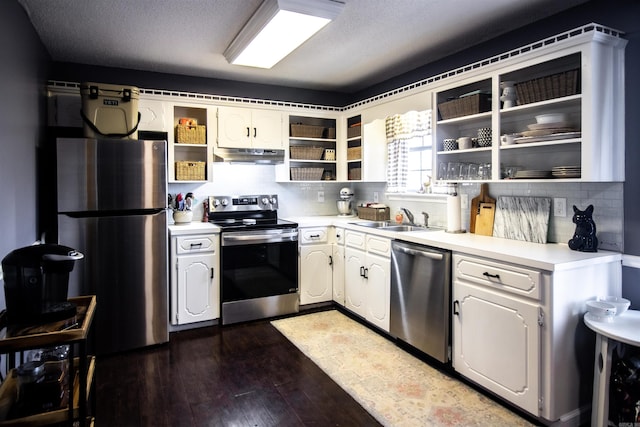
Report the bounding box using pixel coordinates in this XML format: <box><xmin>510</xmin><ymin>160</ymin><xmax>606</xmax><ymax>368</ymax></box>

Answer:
<box><xmin>208</xmin><ymin>195</ymin><xmax>278</xmax><ymax>212</ymax></box>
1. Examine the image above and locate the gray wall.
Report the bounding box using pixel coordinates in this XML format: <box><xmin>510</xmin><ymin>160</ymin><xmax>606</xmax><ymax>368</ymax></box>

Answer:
<box><xmin>0</xmin><ymin>1</ymin><xmax>49</xmax><ymax>307</ymax></box>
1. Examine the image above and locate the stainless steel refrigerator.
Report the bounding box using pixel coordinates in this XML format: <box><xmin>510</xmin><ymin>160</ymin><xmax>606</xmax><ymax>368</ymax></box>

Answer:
<box><xmin>56</xmin><ymin>137</ymin><xmax>168</xmax><ymax>355</ymax></box>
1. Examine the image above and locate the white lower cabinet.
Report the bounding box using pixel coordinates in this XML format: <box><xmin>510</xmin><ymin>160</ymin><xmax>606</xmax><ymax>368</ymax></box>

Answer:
<box><xmin>344</xmin><ymin>230</ymin><xmax>390</xmax><ymax>332</ymax></box>
<box><xmin>453</xmin><ymin>280</ymin><xmax>540</xmax><ymax>414</ymax></box>
<box><xmin>170</xmin><ymin>232</ymin><xmax>220</xmax><ymax>325</ymax></box>
<box><xmin>452</xmin><ymin>252</ymin><xmax>621</xmax><ymax>423</ymax></box>
<box><xmin>299</xmin><ymin>227</ymin><xmax>333</xmax><ymax>305</ymax></box>
<box><xmin>332</xmin><ymin>228</ymin><xmax>345</xmax><ymax>305</ymax></box>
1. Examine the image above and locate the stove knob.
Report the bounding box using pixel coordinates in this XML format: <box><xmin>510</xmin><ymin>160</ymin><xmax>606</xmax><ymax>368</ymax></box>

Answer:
<box><xmin>220</xmin><ymin>199</ymin><xmax>229</xmax><ymax>207</ymax></box>
<box><xmin>270</xmin><ymin>197</ymin><xmax>277</xmax><ymax>205</ymax></box>
<box><xmin>261</xmin><ymin>197</ymin><xmax>270</xmax><ymax>205</ymax></box>
<box><xmin>213</xmin><ymin>199</ymin><xmax>220</xmax><ymax>208</ymax></box>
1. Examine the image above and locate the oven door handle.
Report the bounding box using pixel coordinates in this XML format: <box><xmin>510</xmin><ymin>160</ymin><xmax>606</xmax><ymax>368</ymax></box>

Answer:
<box><xmin>223</xmin><ymin>230</ymin><xmax>298</xmax><ymax>244</ymax></box>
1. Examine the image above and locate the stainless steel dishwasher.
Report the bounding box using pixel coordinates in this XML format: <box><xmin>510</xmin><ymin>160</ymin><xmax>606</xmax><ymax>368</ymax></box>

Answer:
<box><xmin>390</xmin><ymin>240</ymin><xmax>451</xmax><ymax>363</ymax></box>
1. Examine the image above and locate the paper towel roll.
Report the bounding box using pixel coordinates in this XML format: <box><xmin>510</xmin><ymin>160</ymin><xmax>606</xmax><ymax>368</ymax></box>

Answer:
<box><xmin>447</xmin><ymin>194</ymin><xmax>461</xmax><ymax>232</ymax></box>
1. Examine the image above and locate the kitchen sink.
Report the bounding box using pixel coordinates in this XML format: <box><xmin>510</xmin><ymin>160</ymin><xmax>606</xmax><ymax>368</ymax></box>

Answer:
<box><xmin>350</xmin><ymin>221</ymin><xmax>440</xmax><ymax>232</ymax></box>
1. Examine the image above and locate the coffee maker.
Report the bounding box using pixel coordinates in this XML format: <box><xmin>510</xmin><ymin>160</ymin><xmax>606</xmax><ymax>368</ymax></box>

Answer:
<box><xmin>337</xmin><ymin>187</ymin><xmax>354</xmax><ymax>216</ymax></box>
<box><xmin>2</xmin><ymin>244</ymin><xmax>84</xmax><ymax>325</ymax></box>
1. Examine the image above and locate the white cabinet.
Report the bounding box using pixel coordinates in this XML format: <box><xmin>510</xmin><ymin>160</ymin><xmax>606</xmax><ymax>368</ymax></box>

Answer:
<box><xmin>169</xmin><ymin>232</ymin><xmax>220</xmax><ymax>325</ymax></box>
<box><xmin>433</xmin><ymin>28</ymin><xmax>626</xmax><ymax>182</ymax></box>
<box><xmin>332</xmin><ymin>227</ymin><xmax>345</xmax><ymax>305</ymax></box>
<box><xmin>453</xmin><ymin>256</ymin><xmax>541</xmax><ymax>413</ymax></box>
<box><xmin>452</xmin><ymin>252</ymin><xmax>621</xmax><ymax>423</ymax></box>
<box><xmin>299</xmin><ymin>227</ymin><xmax>333</xmax><ymax>305</ymax></box>
<box><xmin>138</xmin><ymin>98</ymin><xmax>167</xmax><ymax>132</ymax></box>
<box><xmin>344</xmin><ymin>230</ymin><xmax>391</xmax><ymax>332</ymax></box>
<box><xmin>277</xmin><ymin>114</ymin><xmax>338</xmax><ymax>182</ymax></box>
<box><xmin>217</xmin><ymin>106</ymin><xmax>283</xmax><ymax>149</ymax></box>
<box><xmin>167</xmin><ymin>103</ymin><xmax>215</xmax><ymax>183</ymax></box>
<box><xmin>344</xmin><ymin>115</ymin><xmax>387</xmax><ymax>182</ymax></box>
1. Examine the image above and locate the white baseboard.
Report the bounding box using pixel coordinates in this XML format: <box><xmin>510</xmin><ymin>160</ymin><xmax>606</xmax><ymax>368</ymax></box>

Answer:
<box><xmin>623</xmin><ymin>254</ymin><xmax>640</xmax><ymax>269</ymax></box>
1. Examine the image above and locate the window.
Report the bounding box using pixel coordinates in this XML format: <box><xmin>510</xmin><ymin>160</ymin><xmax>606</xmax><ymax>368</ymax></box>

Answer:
<box><xmin>385</xmin><ymin>110</ymin><xmax>432</xmax><ymax>193</ymax></box>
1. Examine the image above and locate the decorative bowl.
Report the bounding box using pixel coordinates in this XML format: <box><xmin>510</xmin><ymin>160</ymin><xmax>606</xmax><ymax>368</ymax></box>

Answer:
<box><xmin>535</xmin><ymin>113</ymin><xmax>567</xmax><ymax>124</ymax></box>
<box><xmin>597</xmin><ymin>296</ymin><xmax>631</xmax><ymax>316</ymax></box>
<box><xmin>586</xmin><ymin>300</ymin><xmax>617</xmax><ymax>320</ymax></box>
<box><xmin>443</xmin><ymin>139</ymin><xmax>458</xmax><ymax>151</ymax></box>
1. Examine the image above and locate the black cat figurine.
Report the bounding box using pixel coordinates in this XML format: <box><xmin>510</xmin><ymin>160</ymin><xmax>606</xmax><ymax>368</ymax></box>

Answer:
<box><xmin>568</xmin><ymin>205</ymin><xmax>598</xmax><ymax>252</ymax></box>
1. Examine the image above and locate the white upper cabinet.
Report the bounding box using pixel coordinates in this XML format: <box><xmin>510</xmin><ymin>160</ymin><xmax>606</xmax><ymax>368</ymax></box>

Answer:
<box><xmin>433</xmin><ymin>26</ymin><xmax>627</xmax><ymax>182</ymax></box>
<box><xmin>217</xmin><ymin>106</ymin><xmax>283</xmax><ymax>149</ymax></box>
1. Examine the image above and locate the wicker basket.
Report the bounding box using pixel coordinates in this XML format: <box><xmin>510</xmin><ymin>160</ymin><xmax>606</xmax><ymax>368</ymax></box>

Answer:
<box><xmin>349</xmin><ymin>167</ymin><xmax>362</xmax><ymax>180</ymax></box>
<box><xmin>176</xmin><ymin>124</ymin><xmax>206</xmax><ymax>144</ymax></box>
<box><xmin>175</xmin><ymin>161</ymin><xmax>205</xmax><ymax>181</ymax></box>
<box><xmin>357</xmin><ymin>206</ymin><xmax>389</xmax><ymax>221</ymax></box>
<box><xmin>347</xmin><ymin>146</ymin><xmax>362</xmax><ymax>160</ymax></box>
<box><xmin>347</xmin><ymin>125</ymin><xmax>361</xmax><ymax>139</ymax></box>
<box><xmin>325</xmin><ymin>128</ymin><xmax>336</xmax><ymax>139</ymax></box>
<box><xmin>290</xmin><ymin>146</ymin><xmax>324</xmax><ymax>160</ymax></box>
<box><xmin>290</xmin><ymin>124</ymin><xmax>324</xmax><ymax>138</ymax></box>
<box><xmin>290</xmin><ymin>167</ymin><xmax>323</xmax><ymax>181</ymax></box>
<box><xmin>438</xmin><ymin>92</ymin><xmax>491</xmax><ymax>120</ymax></box>
<box><xmin>515</xmin><ymin>69</ymin><xmax>579</xmax><ymax>105</ymax></box>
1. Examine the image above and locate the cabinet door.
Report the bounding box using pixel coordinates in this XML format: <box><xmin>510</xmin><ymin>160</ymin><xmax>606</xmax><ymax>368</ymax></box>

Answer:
<box><xmin>176</xmin><ymin>253</ymin><xmax>218</xmax><ymax>324</ymax></box>
<box><xmin>365</xmin><ymin>252</ymin><xmax>390</xmax><ymax>332</ymax></box>
<box><xmin>362</xmin><ymin>119</ymin><xmax>387</xmax><ymax>181</ymax></box>
<box><xmin>344</xmin><ymin>247</ymin><xmax>366</xmax><ymax>317</ymax></box>
<box><xmin>299</xmin><ymin>244</ymin><xmax>333</xmax><ymax>305</ymax></box>
<box><xmin>453</xmin><ymin>280</ymin><xmax>540</xmax><ymax>415</ymax></box>
<box><xmin>252</xmin><ymin>109</ymin><xmax>283</xmax><ymax>149</ymax></box>
<box><xmin>332</xmin><ymin>244</ymin><xmax>345</xmax><ymax>305</ymax></box>
<box><xmin>138</xmin><ymin>99</ymin><xmax>167</xmax><ymax>131</ymax></box>
<box><xmin>217</xmin><ymin>107</ymin><xmax>251</xmax><ymax>148</ymax></box>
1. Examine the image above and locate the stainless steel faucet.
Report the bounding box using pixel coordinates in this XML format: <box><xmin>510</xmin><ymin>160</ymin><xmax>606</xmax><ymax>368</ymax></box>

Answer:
<box><xmin>422</xmin><ymin>211</ymin><xmax>429</xmax><ymax>228</ymax></box>
<box><xmin>400</xmin><ymin>208</ymin><xmax>416</xmax><ymax>225</ymax></box>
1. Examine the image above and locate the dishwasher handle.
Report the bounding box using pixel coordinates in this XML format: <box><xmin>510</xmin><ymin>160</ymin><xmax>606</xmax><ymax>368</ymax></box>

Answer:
<box><xmin>395</xmin><ymin>245</ymin><xmax>444</xmax><ymax>260</ymax></box>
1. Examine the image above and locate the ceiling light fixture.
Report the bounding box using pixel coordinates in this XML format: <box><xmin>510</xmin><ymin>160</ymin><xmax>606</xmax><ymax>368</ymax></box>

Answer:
<box><xmin>224</xmin><ymin>0</ymin><xmax>344</xmax><ymax>69</ymax></box>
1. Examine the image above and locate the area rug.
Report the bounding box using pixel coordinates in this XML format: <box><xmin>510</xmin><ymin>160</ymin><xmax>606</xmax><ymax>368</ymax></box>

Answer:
<box><xmin>271</xmin><ymin>310</ymin><xmax>535</xmax><ymax>427</ymax></box>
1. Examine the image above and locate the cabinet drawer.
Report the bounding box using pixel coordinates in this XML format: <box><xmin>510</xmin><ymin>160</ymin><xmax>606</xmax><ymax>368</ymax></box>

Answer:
<box><xmin>176</xmin><ymin>234</ymin><xmax>218</xmax><ymax>254</ymax></box>
<box><xmin>454</xmin><ymin>254</ymin><xmax>541</xmax><ymax>300</ymax></box>
<box><xmin>300</xmin><ymin>227</ymin><xmax>328</xmax><ymax>244</ymax></box>
<box><xmin>366</xmin><ymin>235</ymin><xmax>390</xmax><ymax>257</ymax></box>
<box><xmin>345</xmin><ymin>230</ymin><xmax>365</xmax><ymax>250</ymax></box>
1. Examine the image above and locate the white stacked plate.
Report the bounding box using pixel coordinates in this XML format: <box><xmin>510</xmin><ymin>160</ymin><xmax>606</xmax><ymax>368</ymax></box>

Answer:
<box><xmin>552</xmin><ymin>165</ymin><xmax>581</xmax><ymax>178</ymax></box>
<box><xmin>513</xmin><ymin>170</ymin><xmax>552</xmax><ymax>179</ymax></box>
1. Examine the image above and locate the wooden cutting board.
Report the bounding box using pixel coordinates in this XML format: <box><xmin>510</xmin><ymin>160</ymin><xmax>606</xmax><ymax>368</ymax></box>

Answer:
<box><xmin>475</xmin><ymin>202</ymin><xmax>496</xmax><ymax>236</ymax></box>
<box><xmin>469</xmin><ymin>183</ymin><xmax>496</xmax><ymax>233</ymax></box>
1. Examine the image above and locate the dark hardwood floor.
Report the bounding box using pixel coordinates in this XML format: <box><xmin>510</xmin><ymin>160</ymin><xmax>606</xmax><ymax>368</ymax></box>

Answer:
<box><xmin>95</xmin><ymin>314</ymin><xmax>381</xmax><ymax>427</ymax></box>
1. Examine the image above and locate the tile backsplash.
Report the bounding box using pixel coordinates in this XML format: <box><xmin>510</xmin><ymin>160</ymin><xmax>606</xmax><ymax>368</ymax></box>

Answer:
<box><xmin>169</xmin><ymin>163</ymin><xmax>623</xmax><ymax>252</ymax></box>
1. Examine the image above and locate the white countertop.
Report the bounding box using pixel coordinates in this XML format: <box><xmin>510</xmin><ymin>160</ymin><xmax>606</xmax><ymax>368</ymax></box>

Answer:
<box><xmin>285</xmin><ymin>215</ymin><xmax>622</xmax><ymax>271</ymax></box>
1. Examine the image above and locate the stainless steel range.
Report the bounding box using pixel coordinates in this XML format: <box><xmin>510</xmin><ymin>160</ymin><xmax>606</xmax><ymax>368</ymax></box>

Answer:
<box><xmin>208</xmin><ymin>195</ymin><xmax>299</xmax><ymax>325</ymax></box>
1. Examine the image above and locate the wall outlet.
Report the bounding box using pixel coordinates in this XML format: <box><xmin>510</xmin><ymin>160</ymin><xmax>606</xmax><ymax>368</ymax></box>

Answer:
<box><xmin>461</xmin><ymin>194</ymin><xmax>469</xmax><ymax>209</ymax></box>
<box><xmin>373</xmin><ymin>192</ymin><xmax>379</xmax><ymax>203</ymax></box>
<box><xmin>553</xmin><ymin>198</ymin><xmax>567</xmax><ymax>217</ymax></box>
<box><xmin>317</xmin><ymin>191</ymin><xmax>325</xmax><ymax>203</ymax></box>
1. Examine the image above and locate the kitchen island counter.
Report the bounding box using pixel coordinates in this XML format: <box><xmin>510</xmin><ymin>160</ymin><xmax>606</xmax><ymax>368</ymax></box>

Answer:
<box><xmin>285</xmin><ymin>215</ymin><xmax>622</xmax><ymax>271</ymax></box>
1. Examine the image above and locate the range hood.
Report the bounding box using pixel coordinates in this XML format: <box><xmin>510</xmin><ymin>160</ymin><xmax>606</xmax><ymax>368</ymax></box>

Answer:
<box><xmin>214</xmin><ymin>148</ymin><xmax>284</xmax><ymax>164</ymax></box>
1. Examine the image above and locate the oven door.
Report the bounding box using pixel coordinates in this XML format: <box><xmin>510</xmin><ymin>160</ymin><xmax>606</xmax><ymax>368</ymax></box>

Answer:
<box><xmin>221</xmin><ymin>228</ymin><xmax>298</xmax><ymax>303</ymax></box>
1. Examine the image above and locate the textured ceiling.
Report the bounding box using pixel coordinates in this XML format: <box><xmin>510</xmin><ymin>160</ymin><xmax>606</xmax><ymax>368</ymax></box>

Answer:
<box><xmin>18</xmin><ymin>0</ymin><xmax>587</xmax><ymax>93</ymax></box>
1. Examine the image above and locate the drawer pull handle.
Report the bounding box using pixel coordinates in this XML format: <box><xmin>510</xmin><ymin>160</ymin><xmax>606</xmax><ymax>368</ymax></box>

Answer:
<box><xmin>453</xmin><ymin>300</ymin><xmax>460</xmax><ymax>316</ymax></box>
<box><xmin>309</xmin><ymin>234</ymin><xmax>320</xmax><ymax>238</ymax></box>
<box><xmin>483</xmin><ymin>272</ymin><xmax>500</xmax><ymax>280</ymax></box>
<box><xmin>363</xmin><ymin>267</ymin><xmax>369</xmax><ymax>279</ymax></box>
<box><xmin>246</xmin><ymin>127</ymin><xmax>250</xmax><ymax>137</ymax></box>
<box><xmin>190</xmin><ymin>243</ymin><xmax>203</xmax><ymax>248</ymax></box>
<box><xmin>329</xmin><ymin>255</ymin><xmax>333</xmax><ymax>266</ymax></box>
<box><xmin>211</xmin><ymin>268</ymin><xmax>214</xmax><ymax>279</ymax></box>
<box><xmin>360</xmin><ymin>266</ymin><xmax>365</xmax><ymax>277</ymax></box>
